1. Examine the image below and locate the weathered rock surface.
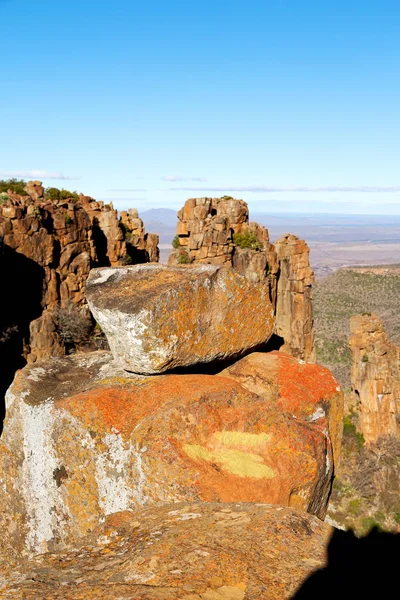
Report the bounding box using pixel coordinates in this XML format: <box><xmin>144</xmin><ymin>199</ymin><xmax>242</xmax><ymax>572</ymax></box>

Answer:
<box><xmin>168</xmin><ymin>197</ymin><xmax>315</xmax><ymax>361</ymax></box>
<box><xmin>86</xmin><ymin>264</ymin><xmax>275</xmax><ymax>373</ymax></box>
<box><xmin>0</xmin><ymin>502</ymin><xmax>332</xmax><ymax>600</ymax></box>
<box><xmin>348</xmin><ymin>313</ymin><xmax>400</xmax><ymax>444</ymax></box>
<box><xmin>0</xmin><ymin>181</ymin><xmax>159</xmax><ymax>368</ymax></box>
<box><xmin>219</xmin><ymin>351</ymin><xmax>343</xmax><ymax>468</ymax></box>
<box><xmin>0</xmin><ymin>351</ymin><xmax>333</xmax><ymax>557</ymax></box>
<box><xmin>274</xmin><ymin>234</ymin><xmax>315</xmax><ymax>362</ymax></box>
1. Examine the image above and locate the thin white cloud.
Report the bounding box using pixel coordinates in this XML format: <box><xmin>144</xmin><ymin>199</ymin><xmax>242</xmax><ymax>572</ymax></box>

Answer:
<box><xmin>162</xmin><ymin>175</ymin><xmax>207</xmax><ymax>182</ymax></box>
<box><xmin>0</xmin><ymin>170</ymin><xmax>79</xmax><ymax>180</ymax></box>
<box><xmin>168</xmin><ymin>185</ymin><xmax>400</xmax><ymax>193</ymax></box>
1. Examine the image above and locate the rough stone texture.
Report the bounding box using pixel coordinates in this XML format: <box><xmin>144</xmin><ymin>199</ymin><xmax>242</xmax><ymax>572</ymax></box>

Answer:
<box><xmin>120</xmin><ymin>208</ymin><xmax>159</xmax><ymax>263</ymax></box>
<box><xmin>274</xmin><ymin>234</ymin><xmax>315</xmax><ymax>362</ymax></box>
<box><xmin>349</xmin><ymin>313</ymin><xmax>400</xmax><ymax>444</ymax></box>
<box><xmin>0</xmin><ymin>351</ymin><xmax>333</xmax><ymax>558</ymax></box>
<box><xmin>168</xmin><ymin>197</ymin><xmax>314</xmax><ymax>361</ymax></box>
<box><xmin>219</xmin><ymin>351</ymin><xmax>343</xmax><ymax>468</ymax></box>
<box><xmin>86</xmin><ymin>264</ymin><xmax>275</xmax><ymax>373</ymax></box>
<box><xmin>0</xmin><ymin>503</ymin><xmax>332</xmax><ymax>600</ymax></box>
<box><xmin>0</xmin><ymin>181</ymin><xmax>159</xmax><ymax>363</ymax></box>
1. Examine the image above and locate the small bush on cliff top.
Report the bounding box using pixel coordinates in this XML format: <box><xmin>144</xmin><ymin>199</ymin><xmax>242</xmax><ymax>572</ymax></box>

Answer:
<box><xmin>233</xmin><ymin>231</ymin><xmax>263</xmax><ymax>251</ymax></box>
<box><xmin>0</xmin><ymin>178</ymin><xmax>27</xmax><ymax>195</ymax></box>
<box><xmin>172</xmin><ymin>235</ymin><xmax>180</xmax><ymax>249</ymax></box>
<box><xmin>45</xmin><ymin>187</ymin><xmax>79</xmax><ymax>202</ymax></box>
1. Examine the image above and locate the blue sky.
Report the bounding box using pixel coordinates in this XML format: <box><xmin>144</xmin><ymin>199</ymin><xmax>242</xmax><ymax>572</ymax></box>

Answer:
<box><xmin>1</xmin><ymin>0</ymin><xmax>400</xmax><ymax>214</ymax></box>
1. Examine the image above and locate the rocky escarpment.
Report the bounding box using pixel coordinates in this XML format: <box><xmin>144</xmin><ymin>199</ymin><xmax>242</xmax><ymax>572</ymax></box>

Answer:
<box><xmin>0</xmin><ymin>180</ymin><xmax>158</xmax><ymax>410</ymax></box>
<box><xmin>348</xmin><ymin>313</ymin><xmax>400</xmax><ymax>444</ymax></box>
<box><xmin>168</xmin><ymin>197</ymin><xmax>315</xmax><ymax>362</ymax></box>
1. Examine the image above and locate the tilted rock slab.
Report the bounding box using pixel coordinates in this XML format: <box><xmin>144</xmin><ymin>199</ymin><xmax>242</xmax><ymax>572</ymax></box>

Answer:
<box><xmin>220</xmin><ymin>351</ymin><xmax>343</xmax><ymax>468</ymax></box>
<box><xmin>86</xmin><ymin>264</ymin><xmax>274</xmax><ymax>373</ymax></box>
<box><xmin>0</xmin><ymin>352</ymin><xmax>333</xmax><ymax>558</ymax></box>
<box><xmin>0</xmin><ymin>502</ymin><xmax>332</xmax><ymax>600</ymax></box>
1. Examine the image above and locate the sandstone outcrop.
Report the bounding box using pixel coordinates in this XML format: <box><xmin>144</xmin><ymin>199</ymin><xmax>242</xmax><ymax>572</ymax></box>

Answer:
<box><xmin>86</xmin><ymin>264</ymin><xmax>274</xmax><ymax>373</ymax></box>
<box><xmin>349</xmin><ymin>313</ymin><xmax>400</xmax><ymax>444</ymax></box>
<box><xmin>0</xmin><ymin>181</ymin><xmax>159</xmax><ymax>402</ymax></box>
<box><xmin>0</xmin><ymin>503</ymin><xmax>332</xmax><ymax>600</ymax></box>
<box><xmin>0</xmin><ymin>350</ymin><xmax>334</xmax><ymax>557</ymax></box>
<box><xmin>219</xmin><ymin>350</ymin><xmax>343</xmax><ymax>467</ymax></box>
<box><xmin>168</xmin><ymin>197</ymin><xmax>314</xmax><ymax>361</ymax></box>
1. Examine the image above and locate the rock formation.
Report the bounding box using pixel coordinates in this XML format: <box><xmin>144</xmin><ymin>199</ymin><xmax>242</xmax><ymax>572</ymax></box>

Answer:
<box><xmin>0</xmin><ymin>503</ymin><xmax>332</xmax><ymax>600</ymax></box>
<box><xmin>168</xmin><ymin>197</ymin><xmax>315</xmax><ymax>361</ymax></box>
<box><xmin>0</xmin><ymin>349</ymin><xmax>336</xmax><ymax>557</ymax></box>
<box><xmin>0</xmin><ymin>181</ymin><xmax>159</xmax><ymax>406</ymax></box>
<box><xmin>86</xmin><ymin>264</ymin><xmax>274</xmax><ymax>373</ymax></box>
<box><xmin>348</xmin><ymin>313</ymin><xmax>400</xmax><ymax>444</ymax></box>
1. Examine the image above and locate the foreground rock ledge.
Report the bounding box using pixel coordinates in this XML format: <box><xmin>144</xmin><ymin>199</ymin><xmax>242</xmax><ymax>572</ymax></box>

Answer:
<box><xmin>86</xmin><ymin>264</ymin><xmax>274</xmax><ymax>374</ymax></box>
<box><xmin>0</xmin><ymin>502</ymin><xmax>332</xmax><ymax>600</ymax></box>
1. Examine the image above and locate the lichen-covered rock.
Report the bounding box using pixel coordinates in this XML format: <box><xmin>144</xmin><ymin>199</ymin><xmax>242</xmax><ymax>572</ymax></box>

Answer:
<box><xmin>0</xmin><ymin>352</ymin><xmax>333</xmax><ymax>558</ymax></box>
<box><xmin>349</xmin><ymin>314</ymin><xmax>400</xmax><ymax>444</ymax></box>
<box><xmin>219</xmin><ymin>351</ymin><xmax>343</xmax><ymax>468</ymax></box>
<box><xmin>86</xmin><ymin>264</ymin><xmax>275</xmax><ymax>374</ymax></box>
<box><xmin>0</xmin><ymin>502</ymin><xmax>332</xmax><ymax>600</ymax></box>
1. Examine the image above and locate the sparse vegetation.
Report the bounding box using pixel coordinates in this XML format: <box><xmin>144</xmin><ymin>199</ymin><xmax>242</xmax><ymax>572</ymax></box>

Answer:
<box><xmin>64</xmin><ymin>213</ymin><xmax>73</xmax><ymax>225</ymax></box>
<box><xmin>177</xmin><ymin>251</ymin><xmax>191</xmax><ymax>264</ymax></box>
<box><xmin>54</xmin><ymin>303</ymin><xmax>92</xmax><ymax>349</ymax></box>
<box><xmin>172</xmin><ymin>235</ymin><xmax>180</xmax><ymax>249</ymax></box>
<box><xmin>233</xmin><ymin>231</ymin><xmax>263</xmax><ymax>251</ymax></box>
<box><xmin>0</xmin><ymin>178</ymin><xmax>27</xmax><ymax>195</ymax></box>
<box><xmin>314</xmin><ymin>269</ymin><xmax>400</xmax><ymax>387</ymax></box>
<box><xmin>45</xmin><ymin>187</ymin><xmax>79</xmax><ymax>202</ymax></box>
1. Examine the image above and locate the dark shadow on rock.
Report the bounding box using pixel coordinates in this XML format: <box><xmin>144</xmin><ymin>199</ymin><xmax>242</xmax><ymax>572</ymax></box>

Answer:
<box><xmin>166</xmin><ymin>336</ymin><xmax>286</xmax><ymax>376</ymax></box>
<box><xmin>0</xmin><ymin>244</ymin><xmax>45</xmax><ymax>432</ymax></box>
<box><xmin>292</xmin><ymin>527</ymin><xmax>400</xmax><ymax>599</ymax></box>
<box><xmin>91</xmin><ymin>220</ymin><xmax>110</xmax><ymax>267</ymax></box>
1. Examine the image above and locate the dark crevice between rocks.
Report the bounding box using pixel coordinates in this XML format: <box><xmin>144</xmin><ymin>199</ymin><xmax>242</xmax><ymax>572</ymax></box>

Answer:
<box><xmin>166</xmin><ymin>335</ymin><xmax>286</xmax><ymax>376</ymax></box>
<box><xmin>0</xmin><ymin>244</ymin><xmax>45</xmax><ymax>434</ymax></box>
<box><xmin>91</xmin><ymin>220</ymin><xmax>110</xmax><ymax>267</ymax></box>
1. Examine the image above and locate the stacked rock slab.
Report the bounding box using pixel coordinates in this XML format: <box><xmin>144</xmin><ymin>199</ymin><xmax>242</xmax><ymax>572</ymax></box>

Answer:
<box><xmin>349</xmin><ymin>313</ymin><xmax>400</xmax><ymax>444</ymax></box>
<box><xmin>86</xmin><ymin>264</ymin><xmax>275</xmax><ymax>373</ymax></box>
<box><xmin>168</xmin><ymin>197</ymin><xmax>315</xmax><ymax>361</ymax></box>
<box><xmin>0</xmin><ymin>181</ymin><xmax>159</xmax><ymax>363</ymax></box>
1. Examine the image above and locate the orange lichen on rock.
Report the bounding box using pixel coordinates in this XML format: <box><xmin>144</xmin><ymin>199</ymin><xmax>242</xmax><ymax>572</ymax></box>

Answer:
<box><xmin>86</xmin><ymin>264</ymin><xmax>275</xmax><ymax>373</ymax></box>
<box><xmin>0</xmin><ymin>352</ymin><xmax>333</xmax><ymax>558</ymax></box>
<box><xmin>219</xmin><ymin>351</ymin><xmax>343</xmax><ymax>468</ymax></box>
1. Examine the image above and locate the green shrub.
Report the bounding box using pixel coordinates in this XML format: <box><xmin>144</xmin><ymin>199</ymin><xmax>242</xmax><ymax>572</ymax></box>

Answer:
<box><xmin>64</xmin><ymin>213</ymin><xmax>73</xmax><ymax>225</ymax></box>
<box><xmin>349</xmin><ymin>498</ymin><xmax>361</xmax><ymax>516</ymax></box>
<box><xmin>361</xmin><ymin>517</ymin><xmax>383</xmax><ymax>534</ymax></box>
<box><xmin>361</xmin><ymin>354</ymin><xmax>369</xmax><ymax>363</ymax></box>
<box><xmin>45</xmin><ymin>187</ymin><xmax>79</xmax><ymax>202</ymax></box>
<box><xmin>0</xmin><ymin>192</ymin><xmax>10</xmax><ymax>203</ymax></box>
<box><xmin>233</xmin><ymin>231</ymin><xmax>263</xmax><ymax>251</ymax></box>
<box><xmin>394</xmin><ymin>512</ymin><xmax>400</xmax><ymax>524</ymax></box>
<box><xmin>0</xmin><ymin>178</ymin><xmax>27</xmax><ymax>195</ymax></box>
<box><xmin>172</xmin><ymin>235</ymin><xmax>180</xmax><ymax>249</ymax></box>
<box><xmin>120</xmin><ymin>254</ymin><xmax>133</xmax><ymax>265</ymax></box>
<box><xmin>177</xmin><ymin>251</ymin><xmax>191</xmax><ymax>264</ymax></box>
<box><xmin>343</xmin><ymin>416</ymin><xmax>365</xmax><ymax>448</ymax></box>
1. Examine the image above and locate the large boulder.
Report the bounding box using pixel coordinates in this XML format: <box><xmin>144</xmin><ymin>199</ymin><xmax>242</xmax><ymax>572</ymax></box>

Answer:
<box><xmin>0</xmin><ymin>502</ymin><xmax>332</xmax><ymax>600</ymax></box>
<box><xmin>0</xmin><ymin>352</ymin><xmax>333</xmax><ymax>558</ymax></box>
<box><xmin>219</xmin><ymin>351</ymin><xmax>343</xmax><ymax>468</ymax></box>
<box><xmin>86</xmin><ymin>264</ymin><xmax>274</xmax><ymax>374</ymax></box>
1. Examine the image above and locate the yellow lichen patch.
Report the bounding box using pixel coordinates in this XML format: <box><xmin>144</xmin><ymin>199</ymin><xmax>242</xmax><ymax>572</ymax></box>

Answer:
<box><xmin>182</xmin><ymin>443</ymin><xmax>275</xmax><ymax>480</ymax></box>
<box><xmin>213</xmin><ymin>431</ymin><xmax>271</xmax><ymax>449</ymax></box>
